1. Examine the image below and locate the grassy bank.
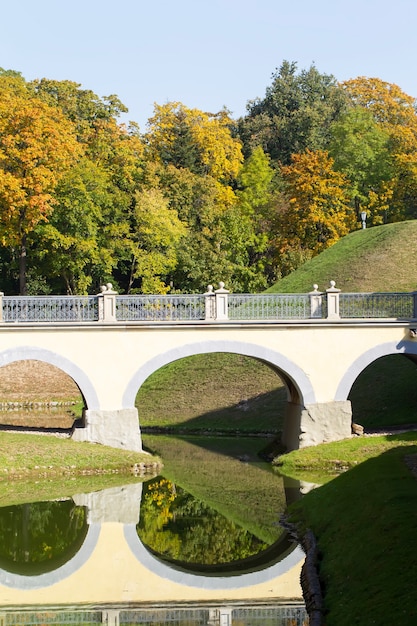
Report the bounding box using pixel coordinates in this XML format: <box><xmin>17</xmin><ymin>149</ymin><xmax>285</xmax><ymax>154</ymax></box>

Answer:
<box><xmin>0</xmin><ymin>431</ymin><xmax>161</xmax><ymax>483</ymax></box>
<box><xmin>280</xmin><ymin>433</ymin><xmax>417</xmax><ymax>625</ymax></box>
<box><xmin>275</xmin><ymin>430</ymin><xmax>417</xmax><ymax>479</ymax></box>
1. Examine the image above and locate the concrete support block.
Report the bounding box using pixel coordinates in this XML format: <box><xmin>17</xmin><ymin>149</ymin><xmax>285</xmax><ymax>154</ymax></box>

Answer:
<box><xmin>72</xmin><ymin>407</ymin><xmax>142</xmax><ymax>452</ymax></box>
<box><xmin>299</xmin><ymin>400</ymin><xmax>352</xmax><ymax>448</ymax></box>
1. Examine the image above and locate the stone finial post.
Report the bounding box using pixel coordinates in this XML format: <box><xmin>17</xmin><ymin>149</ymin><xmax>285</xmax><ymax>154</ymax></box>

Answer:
<box><xmin>326</xmin><ymin>280</ymin><xmax>341</xmax><ymax>319</ymax></box>
<box><xmin>215</xmin><ymin>282</ymin><xmax>229</xmax><ymax>320</ymax></box>
<box><xmin>204</xmin><ymin>284</ymin><xmax>216</xmax><ymax>321</ymax></box>
<box><xmin>97</xmin><ymin>283</ymin><xmax>118</xmax><ymax>322</ymax></box>
<box><xmin>309</xmin><ymin>284</ymin><xmax>323</xmax><ymax>319</ymax></box>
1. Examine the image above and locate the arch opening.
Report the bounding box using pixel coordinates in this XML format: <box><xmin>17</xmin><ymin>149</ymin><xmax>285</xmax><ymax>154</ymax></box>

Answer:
<box><xmin>136</xmin><ymin>352</ymin><xmax>295</xmax><ymax>438</ymax></box>
<box><xmin>125</xmin><ymin>340</ymin><xmax>315</xmax><ymax>452</ymax></box>
<box><xmin>0</xmin><ymin>347</ymin><xmax>100</xmax><ymax>439</ymax></box>
<box><xmin>348</xmin><ymin>353</ymin><xmax>417</xmax><ymax>431</ymax></box>
<box><xmin>0</xmin><ymin>359</ymin><xmax>85</xmax><ymax>431</ymax></box>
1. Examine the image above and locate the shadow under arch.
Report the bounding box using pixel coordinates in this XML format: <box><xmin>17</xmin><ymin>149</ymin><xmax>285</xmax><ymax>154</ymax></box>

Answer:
<box><xmin>122</xmin><ymin>340</ymin><xmax>316</xmax><ymax>409</ymax></box>
<box><xmin>124</xmin><ymin>524</ymin><xmax>304</xmax><ymax>590</ymax></box>
<box><xmin>0</xmin><ymin>345</ymin><xmax>100</xmax><ymax>410</ymax></box>
<box><xmin>335</xmin><ymin>340</ymin><xmax>417</xmax><ymax>401</ymax></box>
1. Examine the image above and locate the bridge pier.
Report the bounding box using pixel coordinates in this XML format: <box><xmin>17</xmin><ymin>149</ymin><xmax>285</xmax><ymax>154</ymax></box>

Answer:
<box><xmin>72</xmin><ymin>408</ymin><xmax>142</xmax><ymax>452</ymax></box>
<box><xmin>282</xmin><ymin>400</ymin><xmax>352</xmax><ymax>450</ymax></box>
<box><xmin>299</xmin><ymin>400</ymin><xmax>352</xmax><ymax>448</ymax></box>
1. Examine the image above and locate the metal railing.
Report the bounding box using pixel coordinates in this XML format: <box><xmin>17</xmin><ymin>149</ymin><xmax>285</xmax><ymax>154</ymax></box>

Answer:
<box><xmin>0</xmin><ymin>286</ymin><xmax>415</xmax><ymax>324</ymax></box>
<box><xmin>0</xmin><ymin>605</ymin><xmax>309</xmax><ymax>625</ymax></box>
<box><xmin>339</xmin><ymin>293</ymin><xmax>415</xmax><ymax>319</ymax></box>
<box><xmin>115</xmin><ymin>294</ymin><xmax>206</xmax><ymax>321</ymax></box>
<box><xmin>2</xmin><ymin>296</ymin><xmax>98</xmax><ymax>323</ymax></box>
<box><xmin>228</xmin><ymin>293</ymin><xmax>311</xmax><ymax>320</ymax></box>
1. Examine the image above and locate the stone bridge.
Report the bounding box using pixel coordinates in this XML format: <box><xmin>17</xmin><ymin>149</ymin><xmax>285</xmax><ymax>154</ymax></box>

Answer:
<box><xmin>0</xmin><ymin>282</ymin><xmax>416</xmax><ymax>451</ymax></box>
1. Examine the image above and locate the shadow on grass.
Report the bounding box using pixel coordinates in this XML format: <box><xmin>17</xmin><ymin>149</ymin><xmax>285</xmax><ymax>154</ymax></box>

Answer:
<box><xmin>141</xmin><ymin>386</ymin><xmax>287</xmax><ymax>435</ymax></box>
<box><xmin>287</xmin><ymin>444</ymin><xmax>417</xmax><ymax>626</ymax></box>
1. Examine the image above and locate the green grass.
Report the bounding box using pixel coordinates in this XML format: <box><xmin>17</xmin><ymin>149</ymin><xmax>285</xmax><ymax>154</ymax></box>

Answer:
<box><xmin>137</xmin><ymin>352</ymin><xmax>287</xmax><ymax>434</ymax></box>
<box><xmin>267</xmin><ymin>220</ymin><xmax>417</xmax><ymax>294</ymax></box>
<box><xmin>0</xmin><ymin>432</ymin><xmax>161</xmax><ymax>481</ymax></box>
<box><xmin>284</xmin><ymin>434</ymin><xmax>417</xmax><ymax>625</ymax></box>
<box><xmin>276</xmin><ymin>430</ymin><xmax>417</xmax><ymax>478</ymax></box>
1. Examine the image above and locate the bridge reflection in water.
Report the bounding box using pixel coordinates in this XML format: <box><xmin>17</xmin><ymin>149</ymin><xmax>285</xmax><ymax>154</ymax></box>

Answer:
<box><xmin>0</xmin><ymin>482</ymin><xmax>308</xmax><ymax>624</ymax></box>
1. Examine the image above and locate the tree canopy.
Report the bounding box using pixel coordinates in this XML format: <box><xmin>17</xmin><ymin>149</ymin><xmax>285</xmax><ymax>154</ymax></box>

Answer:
<box><xmin>0</xmin><ymin>63</ymin><xmax>415</xmax><ymax>294</ymax></box>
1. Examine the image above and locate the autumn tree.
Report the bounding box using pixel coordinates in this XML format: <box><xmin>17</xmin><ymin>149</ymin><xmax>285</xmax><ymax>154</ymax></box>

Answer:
<box><xmin>145</xmin><ymin>102</ymin><xmax>243</xmax><ymax>181</ymax></box>
<box><xmin>142</xmin><ymin>103</ymin><xmax>248</xmax><ymax>291</ymax></box>
<box><xmin>275</xmin><ymin>150</ymin><xmax>354</xmax><ymax>270</ymax></box>
<box><xmin>0</xmin><ymin>78</ymin><xmax>81</xmax><ymax>294</ymax></box>
<box><xmin>28</xmin><ymin>79</ymin><xmax>146</xmax><ymax>294</ymax></box>
<box><xmin>342</xmin><ymin>77</ymin><xmax>417</xmax><ymax>221</ymax></box>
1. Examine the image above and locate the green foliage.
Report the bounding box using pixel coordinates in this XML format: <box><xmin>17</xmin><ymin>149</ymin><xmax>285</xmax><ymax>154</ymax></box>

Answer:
<box><xmin>238</xmin><ymin>60</ymin><xmax>349</xmax><ymax>164</ymax></box>
<box><xmin>329</xmin><ymin>107</ymin><xmax>394</xmax><ymax>223</ymax></box>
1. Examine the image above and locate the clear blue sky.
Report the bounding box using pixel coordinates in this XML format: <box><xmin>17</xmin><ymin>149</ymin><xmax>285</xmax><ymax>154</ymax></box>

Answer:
<box><xmin>2</xmin><ymin>0</ymin><xmax>416</xmax><ymax>129</ymax></box>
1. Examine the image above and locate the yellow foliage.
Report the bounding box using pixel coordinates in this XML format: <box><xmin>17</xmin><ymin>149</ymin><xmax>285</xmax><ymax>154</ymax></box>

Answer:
<box><xmin>146</xmin><ymin>102</ymin><xmax>243</xmax><ymax>182</ymax></box>
<box><xmin>0</xmin><ymin>84</ymin><xmax>82</xmax><ymax>245</ymax></box>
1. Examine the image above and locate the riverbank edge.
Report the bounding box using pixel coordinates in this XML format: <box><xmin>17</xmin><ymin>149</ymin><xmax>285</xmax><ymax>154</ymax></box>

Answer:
<box><xmin>280</xmin><ymin>515</ymin><xmax>324</xmax><ymax>626</ymax></box>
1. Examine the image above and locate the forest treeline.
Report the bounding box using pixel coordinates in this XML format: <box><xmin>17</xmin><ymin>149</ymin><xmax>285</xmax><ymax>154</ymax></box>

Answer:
<box><xmin>0</xmin><ymin>61</ymin><xmax>416</xmax><ymax>295</ymax></box>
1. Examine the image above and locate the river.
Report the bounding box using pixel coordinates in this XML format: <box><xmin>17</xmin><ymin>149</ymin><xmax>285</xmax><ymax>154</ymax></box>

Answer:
<box><xmin>0</xmin><ymin>434</ymin><xmax>309</xmax><ymax>625</ymax></box>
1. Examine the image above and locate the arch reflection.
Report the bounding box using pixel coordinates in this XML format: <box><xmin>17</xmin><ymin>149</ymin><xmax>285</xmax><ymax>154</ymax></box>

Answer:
<box><xmin>0</xmin><ymin>499</ymin><xmax>88</xmax><ymax>576</ymax></box>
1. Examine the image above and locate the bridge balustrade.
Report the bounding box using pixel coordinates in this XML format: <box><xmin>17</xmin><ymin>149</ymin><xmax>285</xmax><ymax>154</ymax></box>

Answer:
<box><xmin>115</xmin><ymin>293</ymin><xmax>206</xmax><ymax>321</ymax></box>
<box><xmin>228</xmin><ymin>293</ymin><xmax>311</xmax><ymax>320</ymax></box>
<box><xmin>2</xmin><ymin>295</ymin><xmax>98</xmax><ymax>323</ymax></box>
<box><xmin>339</xmin><ymin>292</ymin><xmax>415</xmax><ymax>319</ymax></box>
<box><xmin>0</xmin><ymin>283</ymin><xmax>415</xmax><ymax>323</ymax></box>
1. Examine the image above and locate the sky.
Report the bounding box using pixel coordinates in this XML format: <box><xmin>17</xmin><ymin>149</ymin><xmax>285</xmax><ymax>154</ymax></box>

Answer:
<box><xmin>1</xmin><ymin>0</ymin><xmax>417</xmax><ymax>130</ymax></box>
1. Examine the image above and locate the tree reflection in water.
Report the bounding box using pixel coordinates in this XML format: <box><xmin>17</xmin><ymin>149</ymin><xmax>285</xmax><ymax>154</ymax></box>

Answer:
<box><xmin>0</xmin><ymin>500</ymin><xmax>88</xmax><ymax>575</ymax></box>
<box><xmin>137</xmin><ymin>478</ymin><xmax>271</xmax><ymax>565</ymax></box>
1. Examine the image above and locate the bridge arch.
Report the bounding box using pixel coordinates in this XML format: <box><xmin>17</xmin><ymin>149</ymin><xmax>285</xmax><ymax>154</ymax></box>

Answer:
<box><xmin>335</xmin><ymin>339</ymin><xmax>417</xmax><ymax>401</ymax></box>
<box><xmin>0</xmin><ymin>346</ymin><xmax>100</xmax><ymax>410</ymax></box>
<box><xmin>123</xmin><ymin>340</ymin><xmax>317</xmax><ymax>409</ymax></box>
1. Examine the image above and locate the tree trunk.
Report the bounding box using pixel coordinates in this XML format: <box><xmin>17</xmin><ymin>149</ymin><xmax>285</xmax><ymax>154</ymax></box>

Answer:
<box><xmin>19</xmin><ymin>234</ymin><xmax>27</xmax><ymax>295</ymax></box>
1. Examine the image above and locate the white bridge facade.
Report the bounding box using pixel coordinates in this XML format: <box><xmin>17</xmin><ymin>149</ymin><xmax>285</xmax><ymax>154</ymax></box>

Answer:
<box><xmin>0</xmin><ymin>283</ymin><xmax>416</xmax><ymax>451</ymax></box>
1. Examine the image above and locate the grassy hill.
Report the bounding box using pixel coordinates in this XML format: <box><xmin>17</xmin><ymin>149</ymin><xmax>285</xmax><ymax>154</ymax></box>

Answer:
<box><xmin>267</xmin><ymin>220</ymin><xmax>417</xmax><ymax>294</ymax></box>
